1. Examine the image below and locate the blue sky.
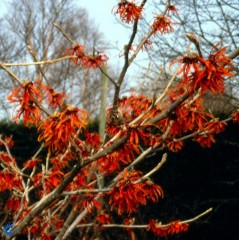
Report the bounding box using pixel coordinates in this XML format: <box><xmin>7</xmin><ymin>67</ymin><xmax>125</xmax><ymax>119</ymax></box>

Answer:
<box><xmin>0</xmin><ymin>0</ymin><xmax>146</xmax><ymax>77</ymax></box>
<box><xmin>77</xmin><ymin>0</ymin><xmax>131</xmax><ymax>55</ymax></box>
<box><xmin>76</xmin><ymin>0</ymin><xmax>150</xmax><ymax>79</ymax></box>
<box><xmin>0</xmin><ymin>0</ymin><xmax>130</xmax><ymax>50</ymax></box>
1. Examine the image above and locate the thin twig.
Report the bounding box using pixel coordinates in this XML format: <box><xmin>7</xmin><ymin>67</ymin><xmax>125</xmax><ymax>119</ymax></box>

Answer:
<box><xmin>135</xmin><ymin>153</ymin><xmax>167</xmax><ymax>183</ymax></box>
<box><xmin>0</xmin><ymin>63</ymin><xmax>23</xmax><ymax>85</ymax></box>
<box><xmin>99</xmin><ymin>66</ymin><xmax>117</xmax><ymax>86</ymax></box>
<box><xmin>155</xmin><ymin>66</ymin><xmax>180</xmax><ymax>105</ymax></box>
<box><xmin>53</xmin><ymin>23</ymin><xmax>75</xmax><ymax>44</ymax></box>
<box><xmin>181</xmin><ymin>208</ymin><xmax>213</xmax><ymax>224</ymax></box>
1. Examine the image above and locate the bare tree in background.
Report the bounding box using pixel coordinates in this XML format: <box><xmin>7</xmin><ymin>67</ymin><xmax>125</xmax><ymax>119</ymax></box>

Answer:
<box><xmin>137</xmin><ymin>0</ymin><xmax>239</xmax><ymax>114</ymax></box>
<box><xmin>0</xmin><ymin>0</ymin><xmax>113</xmax><ymax>117</ymax></box>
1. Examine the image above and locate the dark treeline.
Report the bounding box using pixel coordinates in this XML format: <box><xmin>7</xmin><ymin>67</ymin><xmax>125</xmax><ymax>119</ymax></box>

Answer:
<box><xmin>0</xmin><ymin>120</ymin><xmax>238</xmax><ymax>240</ymax></box>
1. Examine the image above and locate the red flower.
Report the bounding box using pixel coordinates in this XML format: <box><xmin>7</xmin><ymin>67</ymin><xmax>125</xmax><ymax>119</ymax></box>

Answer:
<box><xmin>231</xmin><ymin>110</ymin><xmax>239</xmax><ymax>124</ymax></box>
<box><xmin>152</xmin><ymin>15</ymin><xmax>176</xmax><ymax>34</ymax></box>
<box><xmin>8</xmin><ymin>81</ymin><xmax>42</xmax><ymax>126</ymax></box>
<box><xmin>148</xmin><ymin>219</ymin><xmax>189</xmax><ymax>236</ymax></box>
<box><xmin>81</xmin><ymin>51</ymin><xmax>108</xmax><ymax>69</ymax></box>
<box><xmin>44</xmin><ymin>86</ymin><xmax>66</xmax><ymax>109</ymax></box>
<box><xmin>109</xmin><ymin>182</ymin><xmax>147</xmax><ymax>215</ymax></box>
<box><xmin>171</xmin><ymin>44</ymin><xmax>234</xmax><ymax>94</ymax></box>
<box><xmin>109</xmin><ymin>170</ymin><xmax>163</xmax><ymax>215</ymax></box>
<box><xmin>96</xmin><ymin>211</ymin><xmax>111</xmax><ymax>225</ymax></box>
<box><xmin>166</xmin><ymin>5</ymin><xmax>178</xmax><ymax>16</ymax></box>
<box><xmin>85</xmin><ymin>131</ymin><xmax>101</xmax><ymax>153</ymax></box>
<box><xmin>170</xmin><ymin>52</ymin><xmax>200</xmax><ymax>83</ymax></box>
<box><xmin>189</xmin><ymin>44</ymin><xmax>233</xmax><ymax>94</ymax></box>
<box><xmin>63</xmin><ymin>44</ymin><xmax>108</xmax><ymax>68</ymax></box>
<box><xmin>109</xmin><ymin>170</ymin><xmax>145</xmax><ymax>214</ymax></box>
<box><xmin>167</xmin><ymin>139</ymin><xmax>184</xmax><ymax>152</ymax></box>
<box><xmin>194</xmin><ymin>133</ymin><xmax>215</xmax><ymax>148</ymax></box>
<box><xmin>0</xmin><ymin>170</ymin><xmax>22</xmax><ymax>191</ymax></box>
<box><xmin>0</xmin><ymin>152</ymin><xmax>16</xmax><ymax>164</ymax></box>
<box><xmin>33</xmin><ymin>171</ymin><xmax>64</xmax><ymax>193</ymax></box>
<box><xmin>62</xmin><ymin>43</ymin><xmax>85</xmax><ymax>65</ymax></box>
<box><xmin>143</xmin><ymin>180</ymin><xmax>164</xmax><ymax>202</ymax></box>
<box><xmin>50</xmin><ymin>155</ymin><xmax>70</xmax><ymax>170</ymax></box>
<box><xmin>46</xmin><ymin>170</ymin><xmax>64</xmax><ymax>189</ymax></box>
<box><xmin>23</xmin><ymin>158</ymin><xmax>41</xmax><ymax>169</ymax></box>
<box><xmin>5</xmin><ymin>196</ymin><xmax>27</xmax><ymax>212</ymax></box>
<box><xmin>113</xmin><ymin>0</ymin><xmax>143</xmax><ymax>23</ymax></box>
<box><xmin>206</xmin><ymin>119</ymin><xmax>226</xmax><ymax>134</ymax></box>
<box><xmin>0</xmin><ymin>136</ymin><xmax>14</xmax><ymax>148</ymax></box>
<box><xmin>67</xmin><ymin>169</ymin><xmax>88</xmax><ymax>191</ymax></box>
<box><xmin>38</xmin><ymin>106</ymin><xmax>88</xmax><ymax>153</ymax></box>
<box><xmin>74</xmin><ymin>195</ymin><xmax>101</xmax><ymax>213</ymax></box>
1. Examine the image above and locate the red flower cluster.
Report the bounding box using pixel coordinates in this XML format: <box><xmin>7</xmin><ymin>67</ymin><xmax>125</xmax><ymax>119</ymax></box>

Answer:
<box><xmin>95</xmin><ymin>140</ymin><xmax>139</xmax><ymax>174</ymax></box>
<box><xmin>21</xmin><ymin>213</ymin><xmax>63</xmax><ymax>239</ymax></box>
<box><xmin>74</xmin><ymin>195</ymin><xmax>101</xmax><ymax>213</ymax></box>
<box><xmin>0</xmin><ymin>152</ymin><xmax>16</xmax><ymax>165</ymax></box>
<box><xmin>0</xmin><ymin>170</ymin><xmax>22</xmax><ymax>191</ymax></box>
<box><xmin>62</xmin><ymin>43</ymin><xmax>85</xmax><ymax>65</ymax></box>
<box><xmin>148</xmin><ymin>220</ymin><xmax>189</xmax><ymax>236</ymax></box>
<box><xmin>172</xmin><ymin>44</ymin><xmax>234</xmax><ymax>94</ymax></box>
<box><xmin>81</xmin><ymin>51</ymin><xmax>109</xmax><ymax>69</ymax></box>
<box><xmin>44</xmin><ymin>86</ymin><xmax>66</xmax><ymax>109</ymax></box>
<box><xmin>113</xmin><ymin>0</ymin><xmax>143</xmax><ymax>23</ymax></box>
<box><xmin>167</xmin><ymin>139</ymin><xmax>184</xmax><ymax>152</ymax></box>
<box><xmin>152</xmin><ymin>14</ymin><xmax>176</xmax><ymax>34</ymax></box>
<box><xmin>5</xmin><ymin>196</ymin><xmax>26</xmax><ymax>212</ymax></box>
<box><xmin>33</xmin><ymin>170</ymin><xmax>64</xmax><ymax>194</ymax></box>
<box><xmin>38</xmin><ymin>106</ymin><xmax>88</xmax><ymax>153</ymax></box>
<box><xmin>107</xmin><ymin>94</ymin><xmax>160</xmax><ymax>128</ymax></box>
<box><xmin>231</xmin><ymin>110</ymin><xmax>239</xmax><ymax>123</ymax></box>
<box><xmin>109</xmin><ymin>170</ymin><xmax>163</xmax><ymax>215</ymax></box>
<box><xmin>23</xmin><ymin>158</ymin><xmax>41</xmax><ymax>169</ymax></box>
<box><xmin>63</xmin><ymin>44</ymin><xmax>108</xmax><ymax>68</ymax></box>
<box><xmin>193</xmin><ymin>133</ymin><xmax>215</xmax><ymax>148</ymax></box>
<box><xmin>0</xmin><ymin>136</ymin><xmax>14</xmax><ymax>148</ymax></box>
<box><xmin>152</xmin><ymin>3</ymin><xmax>178</xmax><ymax>34</ymax></box>
<box><xmin>8</xmin><ymin>81</ymin><xmax>42</xmax><ymax>126</ymax></box>
<box><xmin>95</xmin><ymin>211</ymin><xmax>111</xmax><ymax>225</ymax></box>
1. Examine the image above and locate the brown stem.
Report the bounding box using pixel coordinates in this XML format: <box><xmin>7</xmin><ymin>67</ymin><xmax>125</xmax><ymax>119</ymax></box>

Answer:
<box><xmin>112</xmin><ymin>0</ymin><xmax>148</xmax><ymax>110</ymax></box>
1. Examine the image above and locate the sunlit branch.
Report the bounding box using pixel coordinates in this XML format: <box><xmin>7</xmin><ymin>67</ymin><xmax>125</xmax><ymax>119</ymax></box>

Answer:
<box><xmin>55</xmin><ymin>195</ymin><xmax>81</xmax><ymax>240</ymax></box>
<box><xmin>181</xmin><ymin>208</ymin><xmax>213</xmax><ymax>224</ymax></box>
<box><xmin>155</xmin><ymin>66</ymin><xmax>180</xmax><ymax>105</ymax></box>
<box><xmin>74</xmin><ymin>207</ymin><xmax>212</xmax><ymax>228</ymax></box>
<box><xmin>2</xmin><ymin>55</ymin><xmax>76</xmax><ymax>67</ymax></box>
<box><xmin>150</xmin><ymin>92</ymin><xmax>190</xmax><ymax>124</ymax></box>
<box><xmin>60</xmin><ymin>194</ymin><xmax>102</xmax><ymax>240</ymax></box>
<box><xmin>61</xmin><ymin>188</ymin><xmax>111</xmax><ymax>196</ymax></box>
<box><xmin>229</xmin><ymin>47</ymin><xmax>239</xmax><ymax>60</ymax></box>
<box><xmin>52</xmin><ymin>195</ymin><xmax>72</xmax><ymax>217</ymax></box>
